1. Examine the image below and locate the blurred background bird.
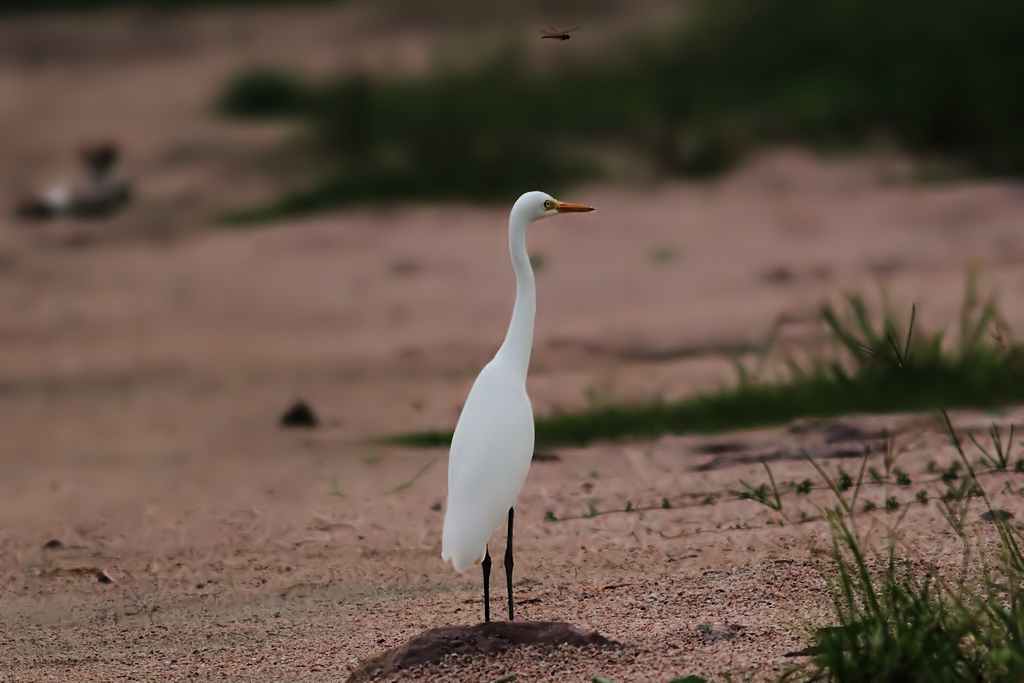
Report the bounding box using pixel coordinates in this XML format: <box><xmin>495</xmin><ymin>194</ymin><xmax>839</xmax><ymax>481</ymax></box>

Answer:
<box><xmin>14</xmin><ymin>141</ymin><xmax>131</xmax><ymax>221</ymax></box>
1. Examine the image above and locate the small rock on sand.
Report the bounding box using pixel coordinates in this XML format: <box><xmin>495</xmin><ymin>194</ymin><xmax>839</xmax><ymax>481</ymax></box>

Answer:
<box><xmin>280</xmin><ymin>399</ymin><xmax>319</xmax><ymax>428</ymax></box>
<box><xmin>979</xmin><ymin>509</ymin><xmax>1015</xmax><ymax>522</ymax></box>
<box><xmin>532</xmin><ymin>451</ymin><xmax>562</xmax><ymax>462</ymax></box>
<box><xmin>696</xmin><ymin>622</ymin><xmax>743</xmax><ymax>644</ymax></box>
<box><xmin>822</xmin><ymin>423</ymin><xmax>865</xmax><ymax>444</ymax></box>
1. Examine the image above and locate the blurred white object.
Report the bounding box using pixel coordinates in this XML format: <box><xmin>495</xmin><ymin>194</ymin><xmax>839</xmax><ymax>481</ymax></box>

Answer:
<box><xmin>14</xmin><ymin>142</ymin><xmax>131</xmax><ymax>221</ymax></box>
<box><xmin>43</xmin><ymin>184</ymin><xmax>72</xmax><ymax>212</ymax></box>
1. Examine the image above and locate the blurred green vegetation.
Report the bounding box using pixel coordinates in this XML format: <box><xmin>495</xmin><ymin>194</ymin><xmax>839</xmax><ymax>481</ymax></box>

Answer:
<box><xmin>684</xmin><ymin>0</ymin><xmax>1024</xmax><ymax>173</ymax></box>
<box><xmin>220</xmin><ymin>57</ymin><xmax>614</xmax><ymax>222</ymax></box>
<box><xmin>218</xmin><ymin>0</ymin><xmax>1024</xmax><ymax>220</ymax></box>
<box><xmin>215</xmin><ymin>67</ymin><xmax>313</xmax><ymax>121</ymax></box>
<box><xmin>389</xmin><ymin>277</ymin><xmax>1024</xmax><ymax>449</ymax></box>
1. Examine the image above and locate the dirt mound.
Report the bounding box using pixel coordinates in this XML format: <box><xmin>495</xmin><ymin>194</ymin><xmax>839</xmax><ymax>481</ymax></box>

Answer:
<box><xmin>346</xmin><ymin>621</ymin><xmax>621</xmax><ymax>682</ymax></box>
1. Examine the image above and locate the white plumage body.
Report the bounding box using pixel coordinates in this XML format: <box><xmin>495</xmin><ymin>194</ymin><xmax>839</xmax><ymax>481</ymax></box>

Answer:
<box><xmin>441</xmin><ymin>359</ymin><xmax>535</xmax><ymax>573</ymax></box>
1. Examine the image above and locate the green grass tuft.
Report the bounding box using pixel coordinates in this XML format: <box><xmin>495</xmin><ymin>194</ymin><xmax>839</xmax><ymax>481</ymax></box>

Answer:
<box><xmin>386</xmin><ymin>278</ymin><xmax>1024</xmax><ymax>449</ymax></box>
<box><xmin>756</xmin><ymin>306</ymin><xmax>1024</xmax><ymax>682</ymax></box>
<box><xmin>775</xmin><ymin>416</ymin><xmax>1024</xmax><ymax>682</ymax></box>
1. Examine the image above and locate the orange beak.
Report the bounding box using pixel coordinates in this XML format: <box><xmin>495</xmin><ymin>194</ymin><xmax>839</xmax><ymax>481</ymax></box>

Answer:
<box><xmin>554</xmin><ymin>200</ymin><xmax>595</xmax><ymax>213</ymax></box>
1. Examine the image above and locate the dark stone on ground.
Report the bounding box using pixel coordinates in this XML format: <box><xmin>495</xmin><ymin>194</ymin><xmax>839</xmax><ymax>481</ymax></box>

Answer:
<box><xmin>980</xmin><ymin>509</ymin><xmax>1015</xmax><ymax>522</ymax></box>
<box><xmin>692</xmin><ymin>440</ymin><xmax>748</xmax><ymax>455</ymax></box>
<box><xmin>762</xmin><ymin>267</ymin><xmax>793</xmax><ymax>284</ymax></box>
<box><xmin>822</xmin><ymin>422</ymin><xmax>865</xmax><ymax>445</ymax></box>
<box><xmin>345</xmin><ymin>621</ymin><xmax>621</xmax><ymax>682</ymax></box>
<box><xmin>789</xmin><ymin>418</ymin><xmax>868</xmax><ymax>439</ymax></box>
<box><xmin>532</xmin><ymin>451</ymin><xmax>562</xmax><ymax>462</ymax></box>
<box><xmin>694</xmin><ymin>439</ymin><xmax>881</xmax><ymax>471</ymax></box>
<box><xmin>43</xmin><ymin>539</ymin><xmax>64</xmax><ymax>549</ymax></box>
<box><xmin>280</xmin><ymin>399</ymin><xmax>318</xmax><ymax>428</ymax></box>
<box><xmin>696</xmin><ymin>622</ymin><xmax>743</xmax><ymax>644</ymax></box>
<box><xmin>807</xmin><ymin>441</ymin><xmax>876</xmax><ymax>459</ymax></box>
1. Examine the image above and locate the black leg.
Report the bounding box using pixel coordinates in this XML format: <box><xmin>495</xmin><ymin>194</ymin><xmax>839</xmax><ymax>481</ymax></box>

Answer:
<box><xmin>505</xmin><ymin>507</ymin><xmax>514</xmax><ymax>621</ymax></box>
<box><xmin>482</xmin><ymin>548</ymin><xmax>492</xmax><ymax>623</ymax></box>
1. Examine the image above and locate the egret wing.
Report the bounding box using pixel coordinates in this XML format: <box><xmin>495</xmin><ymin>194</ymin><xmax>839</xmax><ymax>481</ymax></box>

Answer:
<box><xmin>442</xmin><ymin>363</ymin><xmax>535</xmax><ymax>573</ymax></box>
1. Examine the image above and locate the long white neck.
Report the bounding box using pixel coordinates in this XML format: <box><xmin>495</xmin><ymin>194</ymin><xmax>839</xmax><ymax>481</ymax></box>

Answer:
<box><xmin>493</xmin><ymin>207</ymin><xmax>535</xmax><ymax>379</ymax></box>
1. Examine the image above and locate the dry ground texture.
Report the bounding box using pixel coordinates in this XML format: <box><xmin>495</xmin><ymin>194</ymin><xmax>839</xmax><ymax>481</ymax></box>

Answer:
<box><xmin>4</xmin><ymin>4</ymin><xmax>1024</xmax><ymax>682</ymax></box>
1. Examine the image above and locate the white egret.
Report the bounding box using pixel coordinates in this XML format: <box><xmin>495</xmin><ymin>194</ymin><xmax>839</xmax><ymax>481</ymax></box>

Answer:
<box><xmin>441</xmin><ymin>190</ymin><xmax>594</xmax><ymax>622</ymax></box>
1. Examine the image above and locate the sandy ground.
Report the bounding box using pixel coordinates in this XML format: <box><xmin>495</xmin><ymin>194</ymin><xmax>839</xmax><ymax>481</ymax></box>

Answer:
<box><xmin>4</xmin><ymin>4</ymin><xmax>1024</xmax><ymax>682</ymax></box>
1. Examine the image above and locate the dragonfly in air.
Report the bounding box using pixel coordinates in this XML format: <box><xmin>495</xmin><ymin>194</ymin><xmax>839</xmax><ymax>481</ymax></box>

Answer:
<box><xmin>540</xmin><ymin>26</ymin><xmax>579</xmax><ymax>41</ymax></box>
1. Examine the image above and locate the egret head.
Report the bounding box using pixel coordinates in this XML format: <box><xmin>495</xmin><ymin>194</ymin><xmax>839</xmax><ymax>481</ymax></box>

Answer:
<box><xmin>513</xmin><ymin>190</ymin><xmax>594</xmax><ymax>224</ymax></box>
